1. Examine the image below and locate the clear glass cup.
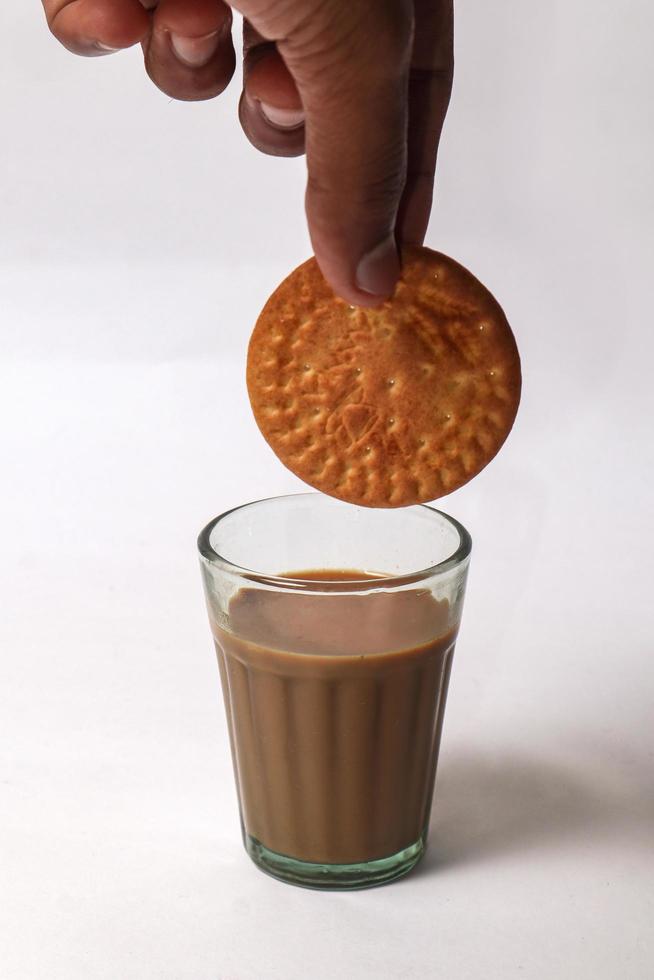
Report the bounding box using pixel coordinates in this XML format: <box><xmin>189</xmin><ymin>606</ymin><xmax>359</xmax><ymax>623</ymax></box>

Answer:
<box><xmin>198</xmin><ymin>493</ymin><xmax>471</xmax><ymax>889</ymax></box>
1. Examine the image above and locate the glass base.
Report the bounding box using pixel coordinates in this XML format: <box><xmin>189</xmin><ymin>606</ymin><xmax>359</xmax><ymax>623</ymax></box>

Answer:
<box><xmin>244</xmin><ymin>834</ymin><xmax>426</xmax><ymax>890</ymax></box>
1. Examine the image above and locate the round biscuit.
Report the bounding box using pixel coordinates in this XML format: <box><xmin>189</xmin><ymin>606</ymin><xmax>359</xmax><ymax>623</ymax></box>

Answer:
<box><xmin>247</xmin><ymin>246</ymin><xmax>521</xmax><ymax>507</ymax></box>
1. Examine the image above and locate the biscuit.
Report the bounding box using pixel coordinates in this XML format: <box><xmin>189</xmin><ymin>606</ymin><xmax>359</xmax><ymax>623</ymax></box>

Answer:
<box><xmin>247</xmin><ymin>246</ymin><xmax>521</xmax><ymax>507</ymax></box>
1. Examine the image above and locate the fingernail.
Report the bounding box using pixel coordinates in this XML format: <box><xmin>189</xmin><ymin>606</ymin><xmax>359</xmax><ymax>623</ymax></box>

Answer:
<box><xmin>355</xmin><ymin>237</ymin><xmax>400</xmax><ymax>298</ymax></box>
<box><xmin>95</xmin><ymin>42</ymin><xmax>121</xmax><ymax>53</ymax></box>
<box><xmin>259</xmin><ymin>102</ymin><xmax>305</xmax><ymax>130</ymax></box>
<box><xmin>170</xmin><ymin>30</ymin><xmax>221</xmax><ymax>68</ymax></box>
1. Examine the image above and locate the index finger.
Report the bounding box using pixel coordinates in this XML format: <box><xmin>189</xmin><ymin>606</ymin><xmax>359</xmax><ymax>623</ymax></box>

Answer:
<box><xmin>42</xmin><ymin>0</ymin><xmax>149</xmax><ymax>56</ymax></box>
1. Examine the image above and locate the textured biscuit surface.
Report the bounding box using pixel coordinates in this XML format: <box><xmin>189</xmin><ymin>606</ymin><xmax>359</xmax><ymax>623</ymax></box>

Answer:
<box><xmin>247</xmin><ymin>246</ymin><xmax>521</xmax><ymax>507</ymax></box>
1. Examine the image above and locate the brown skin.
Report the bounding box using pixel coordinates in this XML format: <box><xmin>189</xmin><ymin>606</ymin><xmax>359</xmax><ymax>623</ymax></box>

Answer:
<box><xmin>41</xmin><ymin>0</ymin><xmax>454</xmax><ymax>308</ymax></box>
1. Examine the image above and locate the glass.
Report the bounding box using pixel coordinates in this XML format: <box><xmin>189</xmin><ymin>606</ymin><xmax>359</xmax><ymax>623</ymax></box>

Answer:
<box><xmin>198</xmin><ymin>493</ymin><xmax>471</xmax><ymax>890</ymax></box>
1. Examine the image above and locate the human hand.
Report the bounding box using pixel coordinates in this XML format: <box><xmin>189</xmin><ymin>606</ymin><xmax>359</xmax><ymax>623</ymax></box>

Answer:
<box><xmin>42</xmin><ymin>1</ymin><xmax>453</xmax><ymax>307</ymax></box>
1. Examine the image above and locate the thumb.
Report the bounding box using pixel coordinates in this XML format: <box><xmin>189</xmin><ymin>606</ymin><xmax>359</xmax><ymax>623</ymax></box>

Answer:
<box><xmin>240</xmin><ymin>1</ymin><xmax>413</xmax><ymax>306</ymax></box>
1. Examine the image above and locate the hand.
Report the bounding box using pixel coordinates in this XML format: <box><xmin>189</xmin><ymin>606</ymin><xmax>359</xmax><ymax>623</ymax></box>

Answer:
<box><xmin>42</xmin><ymin>1</ymin><xmax>453</xmax><ymax>307</ymax></box>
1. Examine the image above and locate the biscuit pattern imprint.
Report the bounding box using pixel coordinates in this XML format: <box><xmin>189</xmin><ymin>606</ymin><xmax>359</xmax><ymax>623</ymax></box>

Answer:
<box><xmin>247</xmin><ymin>247</ymin><xmax>521</xmax><ymax>507</ymax></box>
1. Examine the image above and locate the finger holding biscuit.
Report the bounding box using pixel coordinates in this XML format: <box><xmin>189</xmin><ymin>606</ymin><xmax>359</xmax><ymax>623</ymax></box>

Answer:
<box><xmin>237</xmin><ymin>0</ymin><xmax>413</xmax><ymax>308</ymax></box>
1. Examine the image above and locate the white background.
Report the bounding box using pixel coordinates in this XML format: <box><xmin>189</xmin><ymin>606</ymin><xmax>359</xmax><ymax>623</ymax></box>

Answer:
<box><xmin>2</xmin><ymin>2</ymin><xmax>653</xmax><ymax>978</ymax></box>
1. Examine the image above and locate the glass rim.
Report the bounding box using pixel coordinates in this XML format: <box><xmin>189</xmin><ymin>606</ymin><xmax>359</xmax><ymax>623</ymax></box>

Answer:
<box><xmin>197</xmin><ymin>492</ymin><xmax>472</xmax><ymax>591</ymax></box>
